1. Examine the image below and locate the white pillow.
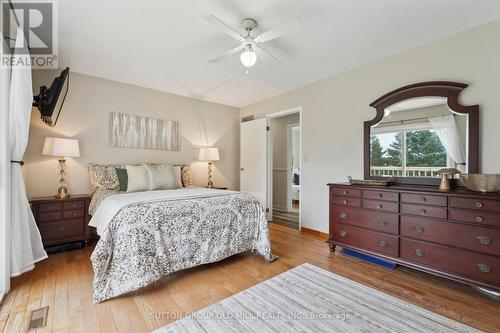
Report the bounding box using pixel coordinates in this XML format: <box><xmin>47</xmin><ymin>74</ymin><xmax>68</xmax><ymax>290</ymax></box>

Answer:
<box><xmin>125</xmin><ymin>165</ymin><xmax>149</xmax><ymax>192</ymax></box>
<box><xmin>144</xmin><ymin>164</ymin><xmax>176</xmax><ymax>190</ymax></box>
<box><xmin>172</xmin><ymin>166</ymin><xmax>183</xmax><ymax>188</ymax></box>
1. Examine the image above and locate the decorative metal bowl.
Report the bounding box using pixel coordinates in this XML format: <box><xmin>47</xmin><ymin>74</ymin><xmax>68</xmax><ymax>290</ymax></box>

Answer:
<box><xmin>459</xmin><ymin>174</ymin><xmax>500</xmax><ymax>192</ymax></box>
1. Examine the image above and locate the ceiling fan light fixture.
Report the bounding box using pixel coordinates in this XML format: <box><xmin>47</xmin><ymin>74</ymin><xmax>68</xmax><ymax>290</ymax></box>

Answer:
<box><xmin>240</xmin><ymin>47</ymin><xmax>257</xmax><ymax>67</ymax></box>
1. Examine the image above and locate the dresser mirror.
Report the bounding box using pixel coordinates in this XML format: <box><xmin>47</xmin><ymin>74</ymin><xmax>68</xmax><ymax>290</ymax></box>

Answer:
<box><xmin>365</xmin><ymin>82</ymin><xmax>479</xmax><ymax>186</ymax></box>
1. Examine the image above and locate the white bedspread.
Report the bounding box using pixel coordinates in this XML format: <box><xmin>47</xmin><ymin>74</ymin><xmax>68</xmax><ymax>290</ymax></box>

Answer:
<box><xmin>89</xmin><ymin>188</ymin><xmax>234</xmax><ymax>236</ymax></box>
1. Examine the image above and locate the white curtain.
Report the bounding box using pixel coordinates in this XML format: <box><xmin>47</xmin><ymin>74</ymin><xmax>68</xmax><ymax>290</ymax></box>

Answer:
<box><xmin>9</xmin><ymin>27</ymin><xmax>47</xmax><ymax>277</ymax></box>
<box><xmin>429</xmin><ymin>115</ymin><xmax>466</xmax><ymax>172</ymax></box>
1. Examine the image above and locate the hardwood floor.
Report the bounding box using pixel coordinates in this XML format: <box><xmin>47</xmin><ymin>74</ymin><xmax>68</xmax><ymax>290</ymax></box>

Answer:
<box><xmin>1</xmin><ymin>223</ymin><xmax>500</xmax><ymax>332</ymax></box>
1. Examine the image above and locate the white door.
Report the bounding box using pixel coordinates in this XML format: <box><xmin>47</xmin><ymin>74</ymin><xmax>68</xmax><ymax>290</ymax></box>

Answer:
<box><xmin>240</xmin><ymin>118</ymin><xmax>268</xmax><ymax>215</ymax></box>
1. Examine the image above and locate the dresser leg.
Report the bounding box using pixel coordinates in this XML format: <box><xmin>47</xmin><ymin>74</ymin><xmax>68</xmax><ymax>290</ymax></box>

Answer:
<box><xmin>329</xmin><ymin>242</ymin><xmax>336</xmax><ymax>252</ymax></box>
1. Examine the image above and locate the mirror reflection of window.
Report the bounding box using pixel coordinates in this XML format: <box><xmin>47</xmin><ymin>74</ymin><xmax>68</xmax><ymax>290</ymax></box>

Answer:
<box><xmin>370</xmin><ymin>97</ymin><xmax>468</xmax><ymax>178</ymax></box>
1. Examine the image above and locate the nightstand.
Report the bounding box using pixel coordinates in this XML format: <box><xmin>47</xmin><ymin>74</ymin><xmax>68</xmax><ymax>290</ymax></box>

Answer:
<box><xmin>30</xmin><ymin>195</ymin><xmax>92</xmax><ymax>247</ymax></box>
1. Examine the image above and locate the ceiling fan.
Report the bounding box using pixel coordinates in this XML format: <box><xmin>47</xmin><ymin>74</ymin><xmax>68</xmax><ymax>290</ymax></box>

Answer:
<box><xmin>203</xmin><ymin>15</ymin><xmax>302</xmax><ymax>68</ymax></box>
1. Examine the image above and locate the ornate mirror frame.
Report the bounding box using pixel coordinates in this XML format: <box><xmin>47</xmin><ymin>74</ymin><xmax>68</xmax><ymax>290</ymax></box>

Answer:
<box><xmin>364</xmin><ymin>81</ymin><xmax>479</xmax><ymax>186</ymax></box>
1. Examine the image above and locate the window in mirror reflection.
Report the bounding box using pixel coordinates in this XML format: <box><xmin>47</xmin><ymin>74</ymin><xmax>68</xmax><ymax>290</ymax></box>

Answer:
<box><xmin>371</xmin><ymin>125</ymin><xmax>449</xmax><ymax>178</ymax></box>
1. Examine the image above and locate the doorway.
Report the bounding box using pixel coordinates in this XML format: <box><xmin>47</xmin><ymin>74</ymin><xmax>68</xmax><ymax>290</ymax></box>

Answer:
<box><xmin>268</xmin><ymin>108</ymin><xmax>301</xmax><ymax>229</ymax></box>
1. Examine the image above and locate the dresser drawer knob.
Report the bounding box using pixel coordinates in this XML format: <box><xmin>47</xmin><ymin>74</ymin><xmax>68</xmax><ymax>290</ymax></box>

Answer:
<box><xmin>476</xmin><ymin>201</ymin><xmax>484</xmax><ymax>208</ymax></box>
<box><xmin>419</xmin><ymin>196</ymin><xmax>426</xmax><ymax>203</ymax></box>
<box><xmin>72</xmin><ymin>203</ymin><xmax>77</xmax><ymax>208</ymax></box>
<box><xmin>343</xmin><ymin>190</ymin><xmax>348</xmax><ymax>196</ymax></box>
<box><xmin>59</xmin><ymin>226</ymin><xmax>67</xmax><ymax>232</ymax></box>
<box><xmin>378</xmin><ymin>240</ymin><xmax>387</xmax><ymax>248</ymax></box>
<box><xmin>420</xmin><ymin>209</ymin><xmax>427</xmax><ymax>216</ymax></box>
<box><xmin>377</xmin><ymin>221</ymin><xmax>388</xmax><ymax>226</ymax></box>
<box><xmin>476</xmin><ymin>236</ymin><xmax>491</xmax><ymax>245</ymax></box>
<box><xmin>73</xmin><ymin>212</ymin><xmax>78</xmax><ymax>217</ymax></box>
<box><xmin>414</xmin><ymin>226</ymin><xmax>425</xmax><ymax>233</ymax></box>
<box><xmin>476</xmin><ymin>216</ymin><xmax>484</xmax><ymax>223</ymax></box>
<box><xmin>477</xmin><ymin>263</ymin><xmax>491</xmax><ymax>273</ymax></box>
<box><xmin>377</xmin><ymin>204</ymin><xmax>383</xmax><ymax>209</ymax></box>
<box><xmin>377</xmin><ymin>193</ymin><xmax>383</xmax><ymax>198</ymax></box>
<box><xmin>343</xmin><ymin>200</ymin><xmax>348</xmax><ymax>205</ymax></box>
<box><xmin>415</xmin><ymin>249</ymin><xmax>425</xmax><ymax>257</ymax></box>
<box><xmin>339</xmin><ymin>212</ymin><xmax>347</xmax><ymax>220</ymax></box>
<box><xmin>339</xmin><ymin>231</ymin><xmax>348</xmax><ymax>238</ymax></box>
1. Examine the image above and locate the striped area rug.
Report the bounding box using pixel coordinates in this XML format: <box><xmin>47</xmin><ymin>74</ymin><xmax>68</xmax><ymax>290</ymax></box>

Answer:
<box><xmin>156</xmin><ymin>263</ymin><xmax>480</xmax><ymax>333</ymax></box>
<box><xmin>271</xmin><ymin>210</ymin><xmax>299</xmax><ymax>229</ymax></box>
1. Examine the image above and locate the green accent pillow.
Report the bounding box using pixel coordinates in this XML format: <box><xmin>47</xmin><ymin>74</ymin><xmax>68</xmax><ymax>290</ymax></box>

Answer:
<box><xmin>115</xmin><ymin>168</ymin><xmax>128</xmax><ymax>191</ymax></box>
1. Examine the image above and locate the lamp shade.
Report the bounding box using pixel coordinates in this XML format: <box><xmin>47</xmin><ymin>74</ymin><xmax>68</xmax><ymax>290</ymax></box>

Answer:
<box><xmin>199</xmin><ymin>147</ymin><xmax>219</xmax><ymax>161</ymax></box>
<box><xmin>42</xmin><ymin>137</ymin><xmax>80</xmax><ymax>157</ymax></box>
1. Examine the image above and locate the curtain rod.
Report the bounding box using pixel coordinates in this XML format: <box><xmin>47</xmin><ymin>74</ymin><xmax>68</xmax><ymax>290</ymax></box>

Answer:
<box><xmin>379</xmin><ymin>114</ymin><xmax>456</xmax><ymax>126</ymax></box>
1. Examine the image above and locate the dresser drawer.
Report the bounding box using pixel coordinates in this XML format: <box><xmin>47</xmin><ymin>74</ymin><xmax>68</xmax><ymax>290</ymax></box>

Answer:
<box><xmin>401</xmin><ymin>204</ymin><xmax>447</xmax><ymax>219</ymax></box>
<box><xmin>449</xmin><ymin>209</ymin><xmax>500</xmax><ymax>227</ymax></box>
<box><xmin>363</xmin><ymin>190</ymin><xmax>398</xmax><ymax>202</ymax></box>
<box><xmin>63</xmin><ymin>209</ymin><xmax>84</xmax><ymax>219</ymax></box>
<box><xmin>332</xmin><ymin>197</ymin><xmax>361</xmax><ymax>207</ymax></box>
<box><xmin>38</xmin><ymin>202</ymin><xmax>62</xmax><ymax>212</ymax></box>
<box><xmin>401</xmin><ymin>216</ymin><xmax>500</xmax><ymax>256</ymax></box>
<box><xmin>401</xmin><ymin>238</ymin><xmax>500</xmax><ymax>286</ymax></box>
<box><xmin>363</xmin><ymin>200</ymin><xmax>398</xmax><ymax>213</ymax></box>
<box><xmin>63</xmin><ymin>200</ymin><xmax>85</xmax><ymax>210</ymax></box>
<box><xmin>38</xmin><ymin>211</ymin><xmax>62</xmax><ymax>223</ymax></box>
<box><xmin>332</xmin><ymin>224</ymin><xmax>398</xmax><ymax>257</ymax></box>
<box><xmin>331</xmin><ymin>187</ymin><xmax>361</xmax><ymax>198</ymax></box>
<box><xmin>38</xmin><ymin>220</ymin><xmax>85</xmax><ymax>243</ymax></box>
<box><xmin>401</xmin><ymin>193</ymin><xmax>447</xmax><ymax>207</ymax></box>
<box><xmin>331</xmin><ymin>206</ymin><xmax>399</xmax><ymax>234</ymax></box>
<box><xmin>450</xmin><ymin>197</ymin><xmax>500</xmax><ymax>213</ymax></box>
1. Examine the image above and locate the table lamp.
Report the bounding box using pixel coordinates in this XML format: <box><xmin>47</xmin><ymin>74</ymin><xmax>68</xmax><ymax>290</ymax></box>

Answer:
<box><xmin>199</xmin><ymin>147</ymin><xmax>220</xmax><ymax>188</ymax></box>
<box><xmin>42</xmin><ymin>137</ymin><xmax>80</xmax><ymax>199</ymax></box>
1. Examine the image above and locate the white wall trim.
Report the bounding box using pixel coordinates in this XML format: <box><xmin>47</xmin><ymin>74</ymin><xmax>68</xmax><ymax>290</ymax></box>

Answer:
<box><xmin>286</xmin><ymin>123</ymin><xmax>300</xmax><ymax>212</ymax></box>
<box><xmin>266</xmin><ymin>106</ymin><xmax>303</xmax><ymax>229</ymax></box>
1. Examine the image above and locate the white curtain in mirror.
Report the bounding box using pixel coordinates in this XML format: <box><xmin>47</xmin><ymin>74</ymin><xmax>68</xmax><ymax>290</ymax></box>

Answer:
<box><xmin>429</xmin><ymin>115</ymin><xmax>466</xmax><ymax>172</ymax></box>
<box><xmin>9</xmin><ymin>27</ymin><xmax>47</xmax><ymax>277</ymax></box>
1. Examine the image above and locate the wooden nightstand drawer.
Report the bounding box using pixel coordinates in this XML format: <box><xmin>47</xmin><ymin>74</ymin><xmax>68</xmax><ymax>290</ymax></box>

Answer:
<box><xmin>64</xmin><ymin>200</ymin><xmax>85</xmax><ymax>210</ymax></box>
<box><xmin>39</xmin><ymin>211</ymin><xmax>62</xmax><ymax>223</ymax></box>
<box><xmin>63</xmin><ymin>209</ymin><xmax>84</xmax><ymax>219</ymax></box>
<box><xmin>39</xmin><ymin>202</ymin><xmax>62</xmax><ymax>212</ymax></box>
<box><xmin>30</xmin><ymin>194</ymin><xmax>92</xmax><ymax>247</ymax></box>
<box><xmin>38</xmin><ymin>220</ymin><xmax>85</xmax><ymax>243</ymax></box>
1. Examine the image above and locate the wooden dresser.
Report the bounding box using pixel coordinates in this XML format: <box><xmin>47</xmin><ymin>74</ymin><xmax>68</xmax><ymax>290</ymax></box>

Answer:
<box><xmin>328</xmin><ymin>183</ymin><xmax>500</xmax><ymax>292</ymax></box>
<box><xmin>30</xmin><ymin>195</ymin><xmax>92</xmax><ymax>247</ymax></box>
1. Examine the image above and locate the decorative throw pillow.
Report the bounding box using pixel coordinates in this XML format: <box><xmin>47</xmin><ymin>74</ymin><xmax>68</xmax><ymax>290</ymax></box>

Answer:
<box><xmin>144</xmin><ymin>164</ymin><xmax>176</xmax><ymax>190</ymax></box>
<box><xmin>181</xmin><ymin>165</ymin><xmax>193</xmax><ymax>187</ymax></box>
<box><xmin>115</xmin><ymin>168</ymin><xmax>128</xmax><ymax>191</ymax></box>
<box><xmin>172</xmin><ymin>166</ymin><xmax>183</xmax><ymax>189</ymax></box>
<box><xmin>88</xmin><ymin>164</ymin><xmax>120</xmax><ymax>194</ymax></box>
<box><xmin>125</xmin><ymin>165</ymin><xmax>149</xmax><ymax>192</ymax></box>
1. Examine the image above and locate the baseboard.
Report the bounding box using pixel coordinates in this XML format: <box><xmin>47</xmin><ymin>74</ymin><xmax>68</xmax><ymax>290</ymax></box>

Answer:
<box><xmin>272</xmin><ymin>207</ymin><xmax>289</xmax><ymax>212</ymax></box>
<box><xmin>301</xmin><ymin>227</ymin><xmax>329</xmax><ymax>239</ymax></box>
<box><xmin>0</xmin><ymin>291</ymin><xmax>4</xmax><ymax>303</ymax></box>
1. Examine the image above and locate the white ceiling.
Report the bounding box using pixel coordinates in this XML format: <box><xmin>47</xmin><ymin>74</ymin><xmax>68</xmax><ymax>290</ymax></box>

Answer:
<box><xmin>58</xmin><ymin>0</ymin><xmax>500</xmax><ymax>108</ymax></box>
<box><xmin>387</xmin><ymin>97</ymin><xmax>447</xmax><ymax>112</ymax></box>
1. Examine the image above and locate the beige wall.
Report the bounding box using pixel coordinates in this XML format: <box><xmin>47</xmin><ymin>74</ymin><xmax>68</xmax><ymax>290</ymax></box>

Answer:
<box><xmin>241</xmin><ymin>20</ymin><xmax>500</xmax><ymax>233</ymax></box>
<box><xmin>271</xmin><ymin>113</ymin><xmax>300</xmax><ymax>210</ymax></box>
<box><xmin>25</xmin><ymin>72</ymin><xmax>240</xmax><ymax>198</ymax></box>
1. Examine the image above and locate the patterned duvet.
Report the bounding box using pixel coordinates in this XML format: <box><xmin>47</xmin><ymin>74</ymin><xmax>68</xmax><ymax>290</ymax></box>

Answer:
<box><xmin>90</xmin><ymin>189</ymin><xmax>277</xmax><ymax>303</ymax></box>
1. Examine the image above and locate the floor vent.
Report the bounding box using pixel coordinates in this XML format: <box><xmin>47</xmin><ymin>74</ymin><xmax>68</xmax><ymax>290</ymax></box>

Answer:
<box><xmin>28</xmin><ymin>306</ymin><xmax>49</xmax><ymax>330</ymax></box>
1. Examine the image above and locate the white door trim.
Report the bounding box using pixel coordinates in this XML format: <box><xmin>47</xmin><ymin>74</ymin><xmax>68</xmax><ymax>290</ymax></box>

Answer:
<box><xmin>266</xmin><ymin>106</ymin><xmax>303</xmax><ymax>229</ymax></box>
<box><xmin>286</xmin><ymin>123</ymin><xmax>300</xmax><ymax>212</ymax></box>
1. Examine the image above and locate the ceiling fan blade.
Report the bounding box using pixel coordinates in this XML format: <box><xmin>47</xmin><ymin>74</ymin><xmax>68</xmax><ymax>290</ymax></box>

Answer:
<box><xmin>203</xmin><ymin>15</ymin><xmax>244</xmax><ymax>41</ymax></box>
<box><xmin>255</xmin><ymin>46</ymin><xmax>281</xmax><ymax>64</ymax></box>
<box><xmin>254</xmin><ymin>18</ymin><xmax>303</xmax><ymax>43</ymax></box>
<box><xmin>209</xmin><ymin>45</ymin><xmax>244</xmax><ymax>63</ymax></box>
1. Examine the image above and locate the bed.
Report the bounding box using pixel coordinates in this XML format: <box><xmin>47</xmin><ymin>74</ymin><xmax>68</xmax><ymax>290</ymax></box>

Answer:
<box><xmin>88</xmin><ymin>187</ymin><xmax>277</xmax><ymax>303</ymax></box>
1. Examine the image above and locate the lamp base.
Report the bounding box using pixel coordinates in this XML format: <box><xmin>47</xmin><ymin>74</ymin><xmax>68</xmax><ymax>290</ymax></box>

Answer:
<box><xmin>55</xmin><ymin>186</ymin><xmax>70</xmax><ymax>199</ymax></box>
